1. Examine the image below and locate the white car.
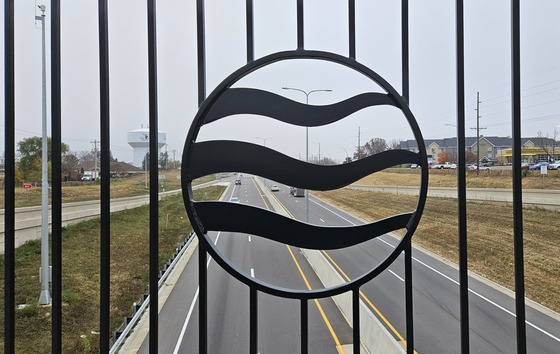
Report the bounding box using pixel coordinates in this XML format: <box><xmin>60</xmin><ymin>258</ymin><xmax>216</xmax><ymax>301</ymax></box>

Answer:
<box><xmin>271</xmin><ymin>185</ymin><xmax>279</xmax><ymax>192</ymax></box>
<box><xmin>229</xmin><ymin>197</ymin><xmax>240</xmax><ymax>203</ymax></box>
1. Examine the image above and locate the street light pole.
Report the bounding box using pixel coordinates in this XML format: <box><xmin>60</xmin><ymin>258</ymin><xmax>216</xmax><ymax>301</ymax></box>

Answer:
<box><xmin>338</xmin><ymin>147</ymin><xmax>349</xmax><ymax>163</ymax></box>
<box><xmin>282</xmin><ymin>87</ymin><xmax>332</xmax><ymax>223</ymax></box>
<box><xmin>36</xmin><ymin>4</ymin><xmax>51</xmax><ymax>305</ymax></box>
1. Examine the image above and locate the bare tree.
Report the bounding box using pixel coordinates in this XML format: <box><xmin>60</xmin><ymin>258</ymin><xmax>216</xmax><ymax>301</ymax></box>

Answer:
<box><xmin>535</xmin><ymin>130</ymin><xmax>558</xmax><ymax>161</ymax></box>
<box><xmin>363</xmin><ymin>138</ymin><xmax>388</xmax><ymax>156</ymax></box>
<box><xmin>387</xmin><ymin>139</ymin><xmax>401</xmax><ymax>150</ymax></box>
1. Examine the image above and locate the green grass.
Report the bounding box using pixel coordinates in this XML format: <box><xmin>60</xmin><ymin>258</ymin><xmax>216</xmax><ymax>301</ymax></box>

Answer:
<box><xmin>0</xmin><ymin>185</ymin><xmax>225</xmax><ymax>353</ymax></box>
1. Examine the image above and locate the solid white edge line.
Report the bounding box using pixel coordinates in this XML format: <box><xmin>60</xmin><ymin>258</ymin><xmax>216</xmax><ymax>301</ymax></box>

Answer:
<box><xmin>311</xmin><ymin>196</ymin><xmax>560</xmax><ymax>343</ymax></box>
<box><xmin>172</xmin><ymin>232</ymin><xmax>221</xmax><ymax>354</ymax></box>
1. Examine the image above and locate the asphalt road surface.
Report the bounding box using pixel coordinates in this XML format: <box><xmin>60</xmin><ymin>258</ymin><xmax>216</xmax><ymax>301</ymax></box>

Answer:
<box><xmin>138</xmin><ymin>176</ymin><xmax>355</xmax><ymax>353</ymax></box>
<box><xmin>138</xmin><ymin>175</ymin><xmax>560</xmax><ymax>353</ymax></box>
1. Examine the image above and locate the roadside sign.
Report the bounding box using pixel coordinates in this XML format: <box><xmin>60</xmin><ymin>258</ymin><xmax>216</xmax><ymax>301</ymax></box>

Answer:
<box><xmin>22</xmin><ymin>182</ymin><xmax>32</xmax><ymax>188</ymax></box>
<box><xmin>158</xmin><ymin>174</ymin><xmax>166</xmax><ymax>180</ymax></box>
<box><xmin>541</xmin><ymin>165</ymin><xmax>548</xmax><ymax>174</ymax></box>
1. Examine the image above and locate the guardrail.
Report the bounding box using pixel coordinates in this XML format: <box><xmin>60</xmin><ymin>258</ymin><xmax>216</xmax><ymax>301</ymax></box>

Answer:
<box><xmin>109</xmin><ymin>231</ymin><xmax>196</xmax><ymax>354</ymax></box>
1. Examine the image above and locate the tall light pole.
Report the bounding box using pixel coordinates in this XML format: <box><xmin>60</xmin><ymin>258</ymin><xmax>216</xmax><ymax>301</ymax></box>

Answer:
<box><xmin>282</xmin><ymin>87</ymin><xmax>332</xmax><ymax>222</ymax></box>
<box><xmin>256</xmin><ymin>136</ymin><xmax>272</xmax><ymax>147</ymax></box>
<box><xmin>338</xmin><ymin>147</ymin><xmax>349</xmax><ymax>163</ymax></box>
<box><xmin>36</xmin><ymin>4</ymin><xmax>51</xmax><ymax>305</ymax></box>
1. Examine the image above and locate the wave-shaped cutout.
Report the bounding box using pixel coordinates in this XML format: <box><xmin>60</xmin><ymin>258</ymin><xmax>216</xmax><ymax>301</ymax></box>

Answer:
<box><xmin>194</xmin><ymin>201</ymin><xmax>413</xmax><ymax>250</ymax></box>
<box><xmin>186</xmin><ymin>140</ymin><xmax>421</xmax><ymax>190</ymax></box>
<box><xmin>202</xmin><ymin>88</ymin><xmax>399</xmax><ymax>127</ymax></box>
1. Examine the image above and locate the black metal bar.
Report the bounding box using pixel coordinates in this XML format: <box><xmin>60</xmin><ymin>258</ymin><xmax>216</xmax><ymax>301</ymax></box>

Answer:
<box><xmin>511</xmin><ymin>1</ymin><xmax>527</xmax><ymax>352</ymax></box>
<box><xmin>404</xmin><ymin>246</ymin><xmax>413</xmax><ymax>354</ymax></box>
<box><xmin>246</xmin><ymin>0</ymin><xmax>254</xmax><ymax>62</ymax></box>
<box><xmin>348</xmin><ymin>0</ymin><xmax>355</xmax><ymax>59</ymax></box>
<box><xmin>297</xmin><ymin>0</ymin><xmax>304</xmax><ymax>49</ymax></box>
<box><xmin>3</xmin><ymin>1</ymin><xmax>15</xmax><ymax>352</ymax></box>
<box><xmin>455</xmin><ymin>1</ymin><xmax>470</xmax><ymax>353</ymax></box>
<box><xmin>51</xmin><ymin>0</ymin><xmax>63</xmax><ymax>352</ymax></box>
<box><xmin>147</xmin><ymin>0</ymin><xmax>159</xmax><ymax>351</ymax></box>
<box><xmin>301</xmin><ymin>299</ymin><xmax>308</xmax><ymax>354</ymax></box>
<box><xmin>401</xmin><ymin>0</ymin><xmax>409</xmax><ymax>101</ymax></box>
<box><xmin>402</xmin><ymin>3</ymin><xmax>414</xmax><ymax>353</ymax></box>
<box><xmin>199</xmin><ymin>244</ymin><xmax>208</xmax><ymax>354</ymax></box>
<box><xmin>250</xmin><ymin>288</ymin><xmax>258</xmax><ymax>354</ymax></box>
<box><xmin>99</xmin><ymin>0</ymin><xmax>111</xmax><ymax>350</ymax></box>
<box><xmin>197</xmin><ymin>0</ymin><xmax>206</xmax><ymax>105</ymax></box>
<box><xmin>352</xmin><ymin>290</ymin><xmax>360</xmax><ymax>354</ymax></box>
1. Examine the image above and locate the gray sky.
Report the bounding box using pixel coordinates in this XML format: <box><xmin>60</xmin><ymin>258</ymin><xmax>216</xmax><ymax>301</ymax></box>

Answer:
<box><xmin>2</xmin><ymin>0</ymin><xmax>560</xmax><ymax>164</ymax></box>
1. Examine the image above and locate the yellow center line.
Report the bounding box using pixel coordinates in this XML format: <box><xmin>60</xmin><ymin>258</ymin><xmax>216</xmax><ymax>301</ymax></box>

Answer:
<box><xmin>254</xmin><ymin>178</ymin><xmax>345</xmax><ymax>353</ymax></box>
<box><xmin>321</xmin><ymin>250</ymin><xmax>417</xmax><ymax>353</ymax></box>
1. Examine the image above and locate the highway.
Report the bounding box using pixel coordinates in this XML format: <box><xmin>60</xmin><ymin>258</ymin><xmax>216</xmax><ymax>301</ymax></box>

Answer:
<box><xmin>134</xmin><ymin>175</ymin><xmax>560</xmax><ymax>353</ymax></box>
<box><xmin>136</xmin><ymin>175</ymin><xmax>356</xmax><ymax>353</ymax></box>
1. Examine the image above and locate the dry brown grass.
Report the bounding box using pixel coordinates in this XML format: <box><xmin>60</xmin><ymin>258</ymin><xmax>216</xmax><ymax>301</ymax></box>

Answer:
<box><xmin>314</xmin><ymin>188</ymin><xmax>560</xmax><ymax>313</ymax></box>
<box><xmin>0</xmin><ymin>171</ymin><xmax>213</xmax><ymax>208</ymax></box>
<box><xmin>355</xmin><ymin>168</ymin><xmax>560</xmax><ymax>190</ymax></box>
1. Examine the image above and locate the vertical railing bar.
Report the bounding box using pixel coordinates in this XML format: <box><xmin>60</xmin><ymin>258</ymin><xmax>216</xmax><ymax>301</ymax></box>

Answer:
<box><xmin>455</xmin><ymin>1</ymin><xmax>470</xmax><ymax>353</ymax></box>
<box><xmin>147</xmin><ymin>0</ymin><xmax>159</xmax><ymax>351</ymax></box>
<box><xmin>296</xmin><ymin>0</ymin><xmax>304</xmax><ymax>49</ymax></box>
<box><xmin>197</xmin><ymin>0</ymin><xmax>206</xmax><ymax>105</ymax></box>
<box><xmin>3</xmin><ymin>0</ymin><xmax>16</xmax><ymax>352</ymax></box>
<box><xmin>511</xmin><ymin>0</ymin><xmax>527</xmax><ymax>352</ymax></box>
<box><xmin>402</xmin><ymin>2</ymin><xmax>414</xmax><ymax>353</ymax></box>
<box><xmin>199</xmin><ymin>245</ymin><xmax>208</xmax><ymax>354</ymax></box>
<box><xmin>50</xmin><ymin>0</ymin><xmax>63</xmax><ymax>352</ymax></box>
<box><xmin>404</xmin><ymin>247</ymin><xmax>413</xmax><ymax>354</ymax></box>
<box><xmin>352</xmin><ymin>289</ymin><xmax>360</xmax><ymax>354</ymax></box>
<box><xmin>348</xmin><ymin>0</ymin><xmax>355</xmax><ymax>59</ymax></box>
<box><xmin>401</xmin><ymin>0</ymin><xmax>409</xmax><ymax>101</ymax></box>
<box><xmin>98</xmin><ymin>0</ymin><xmax>111</xmax><ymax>350</ymax></box>
<box><xmin>250</xmin><ymin>288</ymin><xmax>258</xmax><ymax>354</ymax></box>
<box><xmin>246</xmin><ymin>0</ymin><xmax>254</xmax><ymax>62</ymax></box>
<box><xmin>301</xmin><ymin>299</ymin><xmax>308</xmax><ymax>354</ymax></box>
<box><xmin>196</xmin><ymin>0</ymin><xmax>208</xmax><ymax>352</ymax></box>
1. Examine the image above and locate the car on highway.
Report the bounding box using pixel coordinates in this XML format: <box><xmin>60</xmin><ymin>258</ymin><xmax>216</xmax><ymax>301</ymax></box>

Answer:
<box><xmin>529</xmin><ymin>162</ymin><xmax>549</xmax><ymax>170</ymax></box>
<box><xmin>229</xmin><ymin>197</ymin><xmax>240</xmax><ymax>203</ymax></box>
<box><xmin>235</xmin><ymin>179</ymin><xmax>241</xmax><ymax>185</ymax></box>
<box><xmin>410</xmin><ymin>164</ymin><xmax>420</xmax><ymax>169</ymax></box>
<box><xmin>271</xmin><ymin>185</ymin><xmax>279</xmax><ymax>192</ymax></box>
<box><xmin>521</xmin><ymin>162</ymin><xmax>534</xmax><ymax>169</ymax></box>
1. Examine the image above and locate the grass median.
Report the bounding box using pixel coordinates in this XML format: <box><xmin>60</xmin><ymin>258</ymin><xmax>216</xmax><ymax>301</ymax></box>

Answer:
<box><xmin>0</xmin><ymin>185</ymin><xmax>225</xmax><ymax>353</ymax></box>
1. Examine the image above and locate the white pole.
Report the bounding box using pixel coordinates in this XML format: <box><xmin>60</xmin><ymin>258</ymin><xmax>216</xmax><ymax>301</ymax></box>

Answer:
<box><xmin>37</xmin><ymin>5</ymin><xmax>51</xmax><ymax>305</ymax></box>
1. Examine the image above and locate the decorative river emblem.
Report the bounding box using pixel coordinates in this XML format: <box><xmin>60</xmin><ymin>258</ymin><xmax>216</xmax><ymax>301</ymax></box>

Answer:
<box><xmin>182</xmin><ymin>50</ymin><xmax>428</xmax><ymax>297</ymax></box>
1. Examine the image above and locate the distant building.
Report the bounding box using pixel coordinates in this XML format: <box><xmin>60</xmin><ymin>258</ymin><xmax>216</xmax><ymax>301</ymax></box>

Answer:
<box><xmin>128</xmin><ymin>127</ymin><xmax>166</xmax><ymax>168</ymax></box>
<box><xmin>400</xmin><ymin>136</ymin><xmax>559</xmax><ymax>164</ymax></box>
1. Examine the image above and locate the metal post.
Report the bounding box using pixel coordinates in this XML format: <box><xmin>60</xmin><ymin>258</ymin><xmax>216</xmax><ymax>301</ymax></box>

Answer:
<box><xmin>37</xmin><ymin>4</ymin><xmax>51</xmax><ymax>306</ymax></box>
<box><xmin>281</xmin><ymin>87</ymin><xmax>332</xmax><ymax>223</ymax></box>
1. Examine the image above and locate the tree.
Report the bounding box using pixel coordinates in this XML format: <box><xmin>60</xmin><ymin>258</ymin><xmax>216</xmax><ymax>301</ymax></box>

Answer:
<box><xmin>17</xmin><ymin>137</ymin><xmax>69</xmax><ymax>181</ymax></box>
<box><xmin>142</xmin><ymin>152</ymin><xmax>150</xmax><ymax>170</ymax></box>
<box><xmin>353</xmin><ymin>146</ymin><xmax>367</xmax><ymax>160</ymax></box>
<box><xmin>536</xmin><ymin>130</ymin><xmax>558</xmax><ymax>161</ymax></box>
<box><xmin>363</xmin><ymin>138</ymin><xmax>387</xmax><ymax>156</ymax></box>
<box><xmin>437</xmin><ymin>151</ymin><xmax>456</xmax><ymax>164</ymax></box>
<box><xmin>466</xmin><ymin>150</ymin><xmax>477</xmax><ymax>164</ymax></box>
<box><xmin>387</xmin><ymin>139</ymin><xmax>401</xmax><ymax>150</ymax></box>
<box><xmin>159</xmin><ymin>151</ymin><xmax>169</xmax><ymax>169</ymax></box>
<box><xmin>62</xmin><ymin>152</ymin><xmax>80</xmax><ymax>180</ymax></box>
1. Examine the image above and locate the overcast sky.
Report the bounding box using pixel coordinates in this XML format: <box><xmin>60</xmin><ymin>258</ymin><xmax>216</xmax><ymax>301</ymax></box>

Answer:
<box><xmin>2</xmin><ymin>0</ymin><xmax>560</xmax><ymax>164</ymax></box>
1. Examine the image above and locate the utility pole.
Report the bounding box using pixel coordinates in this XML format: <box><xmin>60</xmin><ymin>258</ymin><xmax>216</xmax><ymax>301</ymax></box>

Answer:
<box><xmin>91</xmin><ymin>139</ymin><xmax>99</xmax><ymax>178</ymax></box>
<box><xmin>36</xmin><ymin>4</ymin><xmax>51</xmax><ymax>305</ymax></box>
<box><xmin>318</xmin><ymin>143</ymin><xmax>321</xmax><ymax>164</ymax></box>
<box><xmin>172</xmin><ymin>149</ymin><xmax>176</xmax><ymax>169</ymax></box>
<box><xmin>471</xmin><ymin>92</ymin><xmax>487</xmax><ymax>176</ymax></box>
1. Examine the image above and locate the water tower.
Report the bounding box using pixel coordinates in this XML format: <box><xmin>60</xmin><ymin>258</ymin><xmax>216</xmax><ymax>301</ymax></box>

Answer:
<box><xmin>128</xmin><ymin>127</ymin><xmax>166</xmax><ymax>167</ymax></box>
